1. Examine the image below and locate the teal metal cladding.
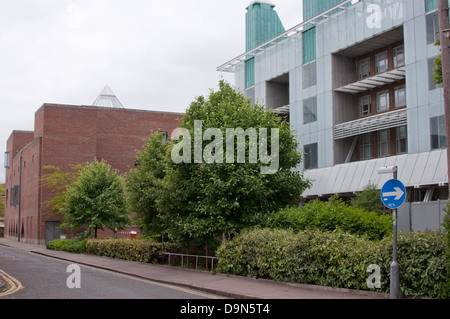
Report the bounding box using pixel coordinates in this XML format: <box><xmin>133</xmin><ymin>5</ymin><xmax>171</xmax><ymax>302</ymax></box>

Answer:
<box><xmin>245</xmin><ymin>1</ymin><xmax>285</xmax><ymax>88</ymax></box>
<box><xmin>245</xmin><ymin>58</ymin><xmax>255</xmax><ymax>89</ymax></box>
<box><xmin>302</xmin><ymin>0</ymin><xmax>350</xmax><ymax>21</ymax></box>
<box><xmin>303</xmin><ymin>27</ymin><xmax>316</xmax><ymax>64</ymax></box>
<box><xmin>425</xmin><ymin>0</ymin><xmax>438</xmax><ymax>12</ymax></box>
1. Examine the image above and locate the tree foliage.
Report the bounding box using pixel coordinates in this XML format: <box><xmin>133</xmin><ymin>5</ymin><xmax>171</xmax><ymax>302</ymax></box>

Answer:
<box><xmin>433</xmin><ymin>40</ymin><xmax>443</xmax><ymax>85</ymax></box>
<box><xmin>125</xmin><ymin>132</ymin><xmax>168</xmax><ymax>235</ymax></box>
<box><xmin>350</xmin><ymin>183</ymin><xmax>382</xmax><ymax>213</ymax></box>
<box><xmin>154</xmin><ymin>80</ymin><xmax>310</xmax><ymax>245</ymax></box>
<box><xmin>40</xmin><ymin>164</ymin><xmax>84</xmax><ymax>216</ymax></box>
<box><xmin>61</xmin><ymin>160</ymin><xmax>130</xmax><ymax>238</ymax></box>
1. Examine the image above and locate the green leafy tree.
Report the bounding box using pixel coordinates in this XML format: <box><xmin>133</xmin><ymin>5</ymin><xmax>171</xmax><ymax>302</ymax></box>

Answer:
<box><xmin>126</xmin><ymin>132</ymin><xmax>168</xmax><ymax>236</ymax></box>
<box><xmin>156</xmin><ymin>80</ymin><xmax>311</xmax><ymax>246</ymax></box>
<box><xmin>433</xmin><ymin>40</ymin><xmax>443</xmax><ymax>85</ymax></box>
<box><xmin>40</xmin><ymin>164</ymin><xmax>84</xmax><ymax>216</ymax></box>
<box><xmin>61</xmin><ymin>160</ymin><xmax>130</xmax><ymax>238</ymax></box>
<box><xmin>350</xmin><ymin>183</ymin><xmax>382</xmax><ymax>213</ymax></box>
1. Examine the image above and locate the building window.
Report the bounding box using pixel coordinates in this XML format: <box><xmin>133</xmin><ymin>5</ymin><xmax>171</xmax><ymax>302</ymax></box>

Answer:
<box><xmin>430</xmin><ymin>115</ymin><xmax>447</xmax><ymax>150</ymax></box>
<box><xmin>426</xmin><ymin>11</ymin><xmax>440</xmax><ymax>45</ymax></box>
<box><xmin>378</xmin><ymin>129</ymin><xmax>391</xmax><ymax>157</ymax></box>
<box><xmin>10</xmin><ymin>185</ymin><xmax>20</xmax><ymax>207</ymax></box>
<box><xmin>358</xmin><ymin>58</ymin><xmax>370</xmax><ymax>79</ymax></box>
<box><xmin>4</xmin><ymin>152</ymin><xmax>10</xmax><ymax>168</ymax></box>
<box><xmin>360</xmin><ymin>133</ymin><xmax>372</xmax><ymax>160</ymax></box>
<box><xmin>393</xmin><ymin>45</ymin><xmax>405</xmax><ymax>68</ymax></box>
<box><xmin>303</xmin><ymin>97</ymin><xmax>317</xmax><ymax>124</ymax></box>
<box><xmin>303</xmin><ymin>61</ymin><xmax>317</xmax><ymax>88</ymax></box>
<box><xmin>375</xmin><ymin>51</ymin><xmax>388</xmax><ymax>74</ymax></box>
<box><xmin>394</xmin><ymin>86</ymin><xmax>406</xmax><ymax>108</ymax></box>
<box><xmin>161</xmin><ymin>131</ymin><xmax>168</xmax><ymax>143</ymax></box>
<box><xmin>304</xmin><ymin>143</ymin><xmax>318</xmax><ymax>169</ymax></box>
<box><xmin>396</xmin><ymin>126</ymin><xmax>408</xmax><ymax>154</ymax></box>
<box><xmin>360</xmin><ymin>96</ymin><xmax>371</xmax><ymax>117</ymax></box>
<box><xmin>377</xmin><ymin>90</ymin><xmax>390</xmax><ymax>112</ymax></box>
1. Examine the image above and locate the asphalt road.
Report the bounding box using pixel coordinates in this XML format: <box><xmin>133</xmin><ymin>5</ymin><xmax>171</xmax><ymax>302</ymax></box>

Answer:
<box><xmin>0</xmin><ymin>245</ymin><xmax>222</xmax><ymax>299</ymax></box>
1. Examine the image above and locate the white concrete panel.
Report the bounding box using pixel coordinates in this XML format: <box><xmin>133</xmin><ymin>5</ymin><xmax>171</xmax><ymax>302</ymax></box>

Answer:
<box><xmin>338</xmin><ymin>12</ymin><xmax>348</xmax><ymax>49</ymax></box>
<box><xmin>412</xmin><ymin>0</ymin><xmax>425</xmax><ymax>18</ymax></box>
<box><xmin>403</xmin><ymin>20</ymin><xmax>416</xmax><ymax>65</ymax></box>
<box><xmin>346</xmin><ymin>7</ymin><xmax>356</xmax><ymax>47</ymax></box>
<box><xmin>417</xmin><ymin>105</ymin><xmax>430</xmax><ymax>153</ymax></box>
<box><xmin>322</xmin><ymin>18</ymin><xmax>332</xmax><ymax>56</ymax></box>
<box><xmin>330</xmin><ymin>16</ymin><xmax>339</xmax><ymax>53</ymax></box>
<box><xmin>316</xmin><ymin>57</ymin><xmax>324</xmax><ymax>94</ymax></box>
<box><xmin>324</xmin><ymin>129</ymin><xmax>334</xmax><ymax>167</ymax></box>
<box><xmin>354</xmin><ymin>3</ymin><xmax>365</xmax><ymax>43</ymax></box>
<box><xmin>414</xmin><ymin>16</ymin><xmax>427</xmax><ymax>62</ymax></box>
<box><xmin>415</xmin><ymin>59</ymin><xmax>429</xmax><ymax>107</ymax></box>
<box><xmin>316</xmin><ymin>24</ymin><xmax>324</xmax><ymax>59</ymax></box>
<box><xmin>323</xmin><ymin>55</ymin><xmax>332</xmax><ymax>93</ymax></box>
<box><xmin>403</xmin><ymin>0</ymin><xmax>414</xmax><ymax>22</ymax></box>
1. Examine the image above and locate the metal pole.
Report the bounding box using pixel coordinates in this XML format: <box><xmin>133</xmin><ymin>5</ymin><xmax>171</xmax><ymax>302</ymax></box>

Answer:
<box><xmin>18</xmin><ymin>154</ymin><xmax>22</xmax><ymax>242</ymax></box>
<box><xmin>438</xmin><ymin>0</ymin><xmax>450</xmax><ymax>195</ymax></box>
<box><xmin>390</xmin><ymin>169</ymin><xmax>399</xmax><ymax>299</ymax></box>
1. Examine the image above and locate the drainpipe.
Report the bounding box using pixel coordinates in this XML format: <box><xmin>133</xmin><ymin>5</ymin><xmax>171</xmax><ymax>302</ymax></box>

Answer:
<box><xmin>18</xmin><ymin>154</ymin><xmax>22</xmax><ymax>242</ymax></box>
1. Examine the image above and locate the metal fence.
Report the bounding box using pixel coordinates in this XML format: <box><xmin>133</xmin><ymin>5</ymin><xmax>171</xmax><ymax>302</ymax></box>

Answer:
<box><xmin>161</xmin><ymin>252</ymin><xmax>219</xmax><ymax>272</ymax></box>
<box><xmin>398</xmin><ymin>200</ymin><xmax>448</xmax><ymax>232</ymax></box>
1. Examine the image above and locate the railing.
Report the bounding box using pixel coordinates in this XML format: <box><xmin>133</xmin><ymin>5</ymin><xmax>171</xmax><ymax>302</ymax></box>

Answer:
<box><xmin>161</xmin><ymin>252</ymin><xmax>219</xmax><ymax>273</ymax></box>
<box><xmin>334</xmin><ymin>108</ymin><xmax>407</xmax><ymax>140</ymax></box>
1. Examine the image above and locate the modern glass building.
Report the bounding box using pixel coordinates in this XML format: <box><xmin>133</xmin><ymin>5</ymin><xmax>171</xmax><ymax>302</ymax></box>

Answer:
<box><xmin>219</xmin><ymin>0</ymin><xmax>448</xmax><ymax>229</ymax></box>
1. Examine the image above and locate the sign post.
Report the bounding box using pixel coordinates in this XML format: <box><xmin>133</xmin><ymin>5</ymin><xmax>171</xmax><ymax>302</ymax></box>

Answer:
<box><xmin>379</xmin><ymin>166</ymin><xmax>406</xmax><ymax>299</ymax></box>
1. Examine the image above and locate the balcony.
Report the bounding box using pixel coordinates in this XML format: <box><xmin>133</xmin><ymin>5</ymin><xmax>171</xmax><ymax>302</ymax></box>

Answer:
<box><xmin>334</xmin><ymin>67</ymin><xmax>406</xmax><ymax>94</ymax></box>
<box><xmin>334</xmin><ymin>108</ymin><xmax>407</xmax><ymax>140</ymax></box>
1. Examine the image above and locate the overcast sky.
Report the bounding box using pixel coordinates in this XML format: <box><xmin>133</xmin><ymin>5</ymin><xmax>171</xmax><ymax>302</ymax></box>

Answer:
<box><xmin>0</xmin><ymin>0</ymin><xmax>303</xmax><ymax>182</ymax></box>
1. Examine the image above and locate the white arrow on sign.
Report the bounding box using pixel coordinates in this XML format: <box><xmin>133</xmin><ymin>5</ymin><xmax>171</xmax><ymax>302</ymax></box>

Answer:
<box><xmin>382</xmin><ymin>187</ymin><xmax>404</xmax><ymax>200</ymax></box>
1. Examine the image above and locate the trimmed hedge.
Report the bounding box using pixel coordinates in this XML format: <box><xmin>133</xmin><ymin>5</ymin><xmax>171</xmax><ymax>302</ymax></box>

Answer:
<box><xmin>46</xmin><ymin>239</ymin><xmax>88</xmax><ymax>254</ymax></box>
<box><xmin>216</xmin><ymin>228</ymin><xmax>449</xmax><ymax>299</ymax></box>
<box><xmin>269</xmin><ymin>197</ymin><xmax>392</xmax><ymax>241</ymax></box>
<box><xmin>85</xmin><ymin>238</ymin><xmax>178</xmax><ymax>263</ymax></box>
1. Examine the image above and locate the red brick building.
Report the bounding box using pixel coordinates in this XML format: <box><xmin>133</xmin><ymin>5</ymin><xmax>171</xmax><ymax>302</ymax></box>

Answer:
<box><xmin>4</xmin><ymin>101</ymin><xmax>182</xmax><ymax>244</ymax></box>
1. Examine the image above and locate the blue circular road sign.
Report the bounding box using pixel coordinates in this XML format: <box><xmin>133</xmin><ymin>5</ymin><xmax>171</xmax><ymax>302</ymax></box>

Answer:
<box><xmin>381</xmin><ymin>179</ymin><xmax>406</xmax><ymax>209</ymax></box>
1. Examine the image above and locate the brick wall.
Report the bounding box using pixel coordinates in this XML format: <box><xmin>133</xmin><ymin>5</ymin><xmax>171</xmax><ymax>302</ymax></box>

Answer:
<box><xmin>4</xmin><ymin>104</ymin><xmax>183</xmax><ymax>244</ymax></box>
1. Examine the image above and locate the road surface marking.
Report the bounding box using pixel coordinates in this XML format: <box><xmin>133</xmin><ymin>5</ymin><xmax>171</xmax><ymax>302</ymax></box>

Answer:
<box><xmin>0</xmin><ymin>269</ymin><xmax>23</xmax><ymax>297</ymax></box>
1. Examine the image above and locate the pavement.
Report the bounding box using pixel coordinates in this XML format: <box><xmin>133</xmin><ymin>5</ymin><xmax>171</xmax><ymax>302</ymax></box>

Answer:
<box><xmin>0</xmin><ymin>238</ymin><xmax>389</xmax><ymax>299</ymax></box>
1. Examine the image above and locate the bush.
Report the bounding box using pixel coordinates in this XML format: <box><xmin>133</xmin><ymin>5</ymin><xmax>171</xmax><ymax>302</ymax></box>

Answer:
<box><xmin>46</xmin><ymin>239</ymin><xmax>87</xmax><ymax>254</ymax></box>
<box><xmin>85</xmin><ymin>238</ymin><xmax>178</xmax><ymax>263</ymax></box>
<box><xmin>216</xmin><ymin>228</ymin><xmax>448</xmax><ymax>298</ymax></box>
<box><xmin>269</xmin><ymin>197</ymin><xmax>392</xmax><ymax>240</ymax></box>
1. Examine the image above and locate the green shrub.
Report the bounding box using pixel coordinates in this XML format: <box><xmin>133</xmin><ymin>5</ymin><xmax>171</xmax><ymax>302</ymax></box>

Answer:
<box><xmin>216</xmin><ymin>228</ymin><xmax>448</xmax><ymax>298</ymax></box>
<box><xmin>269</xmin><ymin>197</ymin><xmax>392</xmax><ymax>240</ymax></box>
<box><xmin>46</xmin><ymin>239</ymin><xmax>87</xmax><ymax>253</ymax></box>
<box><xmin>85</xmin><ymin>238</ymin><xmax>178</xmax><ymax>263</ymax></box>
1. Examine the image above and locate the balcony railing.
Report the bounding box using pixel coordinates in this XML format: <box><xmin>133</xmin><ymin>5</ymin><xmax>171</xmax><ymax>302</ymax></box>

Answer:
<box><xmin>334</xmin><ymin>108</ymin><xmax>407</xmax><ymax>140</ymax></box>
